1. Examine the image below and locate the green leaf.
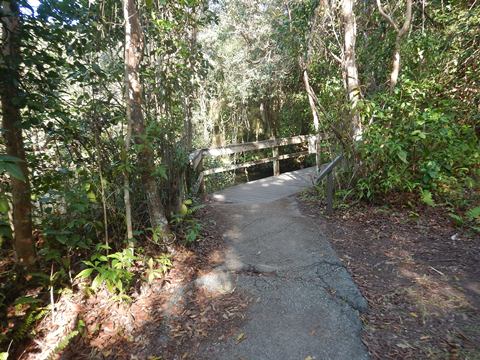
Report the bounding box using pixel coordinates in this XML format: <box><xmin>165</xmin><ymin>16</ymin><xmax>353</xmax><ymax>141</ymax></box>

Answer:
<box><xmin>0</xmin><ymin>197</ymin><xmax>9</xmax><ymax>213</ymax></box>
<box><xmin>1</xmin><ymin>162</ymin><xmax>26</xmax><ymax>181</ymax></box>
<box><xmin>116</xmin><ymin>280</ymin><xmax>123</xmax><ymax>292</ymax></box>
<box><xmin>466</xmin><ymin>207</ymin><xmax>480</xmax><ymax>221</ymax></box>
<box><xmin>91</xmin><ymin>274</ymin><xmax>103</xmax><ymax>290</ymax></box>
<box><xmin>87</xmin><ymin>191</ymin><xmax>97</xmax><ymax>203</ymax></box>
<box><xmin>76</xmin><ymin>268</ymin><xmax>94</xmax><ymax>279</ymax></box>
<box><xmin>92</xmin><ymin>63</ymin><xmax>102</xmax><ymax>75</ymax></box>
<box><xmin>420</xmin><ymin>189</ymin><xmax>435</xmax><ymax>206</ymax></box>
<box><xmin>449</xmin><ymin>213</ymin><xmax>464</xmax><ymax>225</ymax></box>
<box><xmin>0</xmin><ymin>352</ymin><xmax>8</xmax><ymax>360</ymax></box>
<box><xmin>14</xmin><ymin>296</ymin><xmax>42</xmax><ymax>306</ymax></box>
<box><xmin>153</xmin><ymin>165</ymin><xmax>168</xmax><ymax>179</ymax></box>
<box><xmin>397</xmin><ymin>150</ymin><xmax>408</xmax><ymax>164</ymax></box>
<box><xmin>411</xmin><ymin>130</ymin><xmax>427</xmax><ymax>139</ymax></box>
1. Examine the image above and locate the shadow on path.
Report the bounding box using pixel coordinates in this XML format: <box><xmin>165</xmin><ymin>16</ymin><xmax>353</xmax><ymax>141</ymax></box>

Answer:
<box><xmin>194</xmin><ymin>171</ymin><xmax>369</xmax><ymax>360</ymax></box>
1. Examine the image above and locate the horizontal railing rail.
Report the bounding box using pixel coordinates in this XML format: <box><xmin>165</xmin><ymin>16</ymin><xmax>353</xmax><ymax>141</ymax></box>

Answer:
<box><xmin>188</xmin><ymin>134</ymin><xmax>343</xmax><ymax>214</ymax></box>
<box><xmin>315</xmin><ymin>154</ymin><xmax>343</xmax><ymax>215</ymax></box>
<box><xmin>189</xmin><ymin>134</ymin><xmax>322</xmax><ymax>194</ymax></box>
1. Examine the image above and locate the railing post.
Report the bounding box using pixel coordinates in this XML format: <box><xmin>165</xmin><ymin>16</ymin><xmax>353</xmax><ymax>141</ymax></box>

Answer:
<box><xmin>308</xmin><ymin>135</ymin><xmax>321</xmax><ymax>172</ymax></box>
<box><xmin>272</xmin><ymin>144</ymin><xmax>280</xmax><ymax>176</ymax></box>
<box><xmin>326</xmin><ymin>170</ymin><xmax>334</xmax><ymax>215</ymax></box>
<box><xmin>315</xmin><ymin>133</ymin><xmax>321</xmax><ymax>172</ymax></box>
<box><xmin>198</xmin><ymin>155</ymin><xmax>206</xmax><ymax>196</ymax></box>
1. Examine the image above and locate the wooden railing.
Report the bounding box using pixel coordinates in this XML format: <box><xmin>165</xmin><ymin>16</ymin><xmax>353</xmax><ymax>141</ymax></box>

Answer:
<box><xmin>188</xmin><ymin>134</ymin><xmax>344</xmax><ymax>214</ymax></box>
<box><xmin>188</xmin><ymin>135</ymin><xmax>321</xmax><ymax>194</ymax></box>
<box><xmin>315</xmin><ymin>154</ymin><xmax>343</xmax><ymax>215</ymax></box>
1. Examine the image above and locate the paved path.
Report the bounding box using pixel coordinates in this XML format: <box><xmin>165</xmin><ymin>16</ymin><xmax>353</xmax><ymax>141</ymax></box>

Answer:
<box><xmin>197</xmin><ymin>168</ymin><xmax>369</xmax><ymax>360</ymax></box>
<box><xmin>211</xmin><ymin>167</ymin><xmax>317</xmax><ymax>204</ymax></box>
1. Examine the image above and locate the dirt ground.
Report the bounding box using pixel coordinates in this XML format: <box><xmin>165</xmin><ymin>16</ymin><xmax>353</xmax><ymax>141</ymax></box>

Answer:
<box><xmin>14</xmin><ymin>205</ymin><xmax>249</xmax><ymax>360</ymax></box>
<box><xmin>299</xmin><ymin>194</ymin><xmax>480</xmax><ymax>360</ymax></box>
<box><xmin>6</xmin><ymin>194</ymin><xmax>479</xmax><ymax>359</ymax></box>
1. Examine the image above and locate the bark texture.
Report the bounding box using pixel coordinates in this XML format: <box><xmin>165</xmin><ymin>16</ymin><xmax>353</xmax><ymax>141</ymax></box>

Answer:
<box><xmin>341</xmin><ymin>0</ymin><xmax>362</xmax><ymax>140</ymax></box>
<box><xmin>123</xmin><ymin>0</ymin><xmax>168</xmax><ymax>232</ymax></box>
<box><xmin>302</xmin><ymin>69</ymin><xmax>321</xmax><ymax>170</ymax></box>
<box><xmin>1</xmin><ymin>0</ymin><xmax>35</xmax><ymax>266</ymax></box>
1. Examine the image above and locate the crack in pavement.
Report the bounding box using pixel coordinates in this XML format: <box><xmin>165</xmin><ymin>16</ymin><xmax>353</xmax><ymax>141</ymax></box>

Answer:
<box><xmin>196</xmin><ymin>177</ymin><xmax>369</xmax><ymax>359</ymax></box>
<box><xmin>213</xmin><ymin>259</ymin><xmax>367</xmax><ymax>314</ymax></box>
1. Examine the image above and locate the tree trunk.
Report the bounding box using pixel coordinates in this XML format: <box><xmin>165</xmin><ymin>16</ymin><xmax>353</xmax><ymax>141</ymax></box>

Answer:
<box><xmin>390</xmin><ymin>40</ymin><xmax>401</xmax><ymax>89</ymax></box>
<box><xmin>341</xmin><ymin>0</ymin><xmax>362</xmax><ymax>140</ymax></box>
<box><xmin>376</xmin><ymin>0</ymin><xmax>413</xmax><ymax>90</ymax></box>
<box><xmin>123</xmin><ymin>0</ymin><xmax>168</xmax><ymax>233</ymax></box>
<box><xmin>0</xmin><ymin>0</ymin><xmax>35</xmax><ymax>266</ymax></box>
<box><xmin>302</xmin><ymin>69</ymin><xmax>321</xmax><ymax>170</ymax></box>
<box><xmin>123</xmin><ymin>122</ymin><xmax>133</xmax><ymax>241</ymax></box>
<box><xmin>183</xmin><ymin>97</ymin><xmax>193</xmax><ymax>150</ymax></box>
<box><xmin>260</xmin><ymin>99</ymin><xmax>277</xmax><ymax>139</ymax></box>
<box><xmin>184</xmin><ymin>18</ymin><xmax>197</xmax><ymax>152</ymax></box>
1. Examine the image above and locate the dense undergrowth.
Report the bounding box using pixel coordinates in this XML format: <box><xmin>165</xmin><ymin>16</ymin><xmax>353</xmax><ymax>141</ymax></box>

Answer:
<box><xmin>1</xmin><ymin>0</ymin><xmax>479</xmax><ymax>358</ymax></box>
<box><xmin>0</xmin><ymin>196</ymin><xmax>202</xmax><ymax>358</ymax></box>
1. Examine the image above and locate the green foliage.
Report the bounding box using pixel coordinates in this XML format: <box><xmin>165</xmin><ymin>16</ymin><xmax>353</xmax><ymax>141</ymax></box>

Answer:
<box><xmin>352</xmin><ymin>1</ymin><xmax>479</xmax><ymax>208</ymax></box>
<box><xmin>449</xmin><ymin>206</ymin><xmax>480</xmax><ymax>233</ymax></box>
<box><xmin>46</xmin><ymin>320</ymin><xmax>85</xmax><ymax>360</ymax></box>
<box><xmin>356</xmin><ymin>78</ymin><xmax>478</xmax><ymax>203</ymax></box>
<box><xmin>77</xmin><ymin>247</ymin><xmax>137</xmax><ymax>296</ymax></box>
<box><xmin>9</xmin><ymin>297</ymin><xmax>48</xmax><ymax>344</ymax></box>
<box><xmin>172</xmin><ymin>199</ymin><xmax>204</xmax><ymax>245</ymax></box>
<box><xmin>77</xmin><ymin>248</ymin><xmax>173</xmax><ymax>294</ymax></box>
<box><xmin>144</xmin><ymin>254</ymin><xmax>173</xmax><ymax>283</ymax></box>
<box><xmin>420</xmin><ymin>189</ymin><xmax>435</xmax><ymax>207</ymax></box>
<box><xmin>203</xmin><ymin>156</ymin><xmax>237</xmax><ymax>193</ymax></box>
<box><xmin>466</xmin><ymin>207</ymin><xmax>480</xmax><ymax>222</ymax></box>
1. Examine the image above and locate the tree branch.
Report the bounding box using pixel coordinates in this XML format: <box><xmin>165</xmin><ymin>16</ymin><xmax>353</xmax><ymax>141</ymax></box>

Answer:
<box><xmin>398</xmin><ymin>0</ymin><xmax>413</xmax><ymax>37</ymax></box>
<box><xmin>376</xmin><ymin>0</ymin><xmax>399</xmax><ymax>32</ymax></box>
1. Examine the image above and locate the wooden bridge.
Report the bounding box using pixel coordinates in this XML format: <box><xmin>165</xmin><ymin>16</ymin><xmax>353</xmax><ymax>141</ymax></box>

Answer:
<box><xmin>189</xmin><ymin>135</ymin><xmax>342</xmax><ymax>213</ymax></box>
<box><xmin>186</xmin><ymin>136</ymin><xmax>367</xmax><ymax>359</ymax></box>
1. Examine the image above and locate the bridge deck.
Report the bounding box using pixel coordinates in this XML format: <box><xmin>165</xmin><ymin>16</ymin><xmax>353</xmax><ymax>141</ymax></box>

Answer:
<box><xmin>211</xmin><ymin>166</ymin><xmax>317</xmax><ymax>204</ymax></box>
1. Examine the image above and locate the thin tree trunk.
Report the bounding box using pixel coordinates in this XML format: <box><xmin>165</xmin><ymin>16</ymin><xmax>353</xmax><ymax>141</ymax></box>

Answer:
<box><xmin>390</xmin><ymin>39</ymin><xmax>402</xmax><ymax>89</ymax></box>
<box><xmin>0</xmin><ymin>1</ymin><xmax>35</xmax><ymax>266</ymax></box>
<box><xmin>123</xmin><ymin>0</ymin><xmax>168</xmax><ymax>235</ymax></box>
<box><xmin>123</xmin><ymin>121</ymin><xmax>133</xmax><ymax>241</ymax></box>
<box><xmin>183</xmin><ymin>97</ymin><xmax>193</xmax><ymax>150</ymax></box>
<box><xmin>341</xmin><ymin>0</ymin><xmax>362</xmax><ymax>140</ymax></box>
<box><xmin>302</xmin><ymin>69</ymin><xmax>321</xmax><ymax>170</ymax></box>
<box><xmin>93</xmin><ymin>129</ymin><xmax>109</xmax><ymax>252</ymax></box>
<box><xmin>302</xmin><ymin>70</ymin><xmax>320</xmax><ymax>134</ymax></box>
<box><xmin>184</xmin><ymin>16</ymin><xmax>197</xmax><ymax>152</ymax></box>
<box><xmin>122</xmin><ymin>34</ymin><xmax>133</xmax><ymax>243</ymax></box>
<box><xmin>123</xmin><ymin>10</ymin><xmax>133</xmax><ymax>242</ymax></box>
<box><xmin>376</xmin><ymin>0</ymin><xmax>413</xmax><ymax>90</ymax></box>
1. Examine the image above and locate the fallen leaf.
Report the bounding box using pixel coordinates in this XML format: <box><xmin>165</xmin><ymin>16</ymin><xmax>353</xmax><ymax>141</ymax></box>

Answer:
<box><xmin>236</xmin><ymin>332</ymin><xmax>246</xmax><ymax>343</ymax></box>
